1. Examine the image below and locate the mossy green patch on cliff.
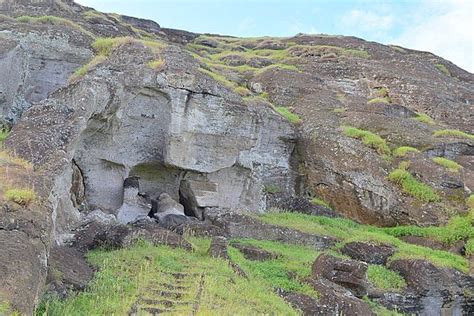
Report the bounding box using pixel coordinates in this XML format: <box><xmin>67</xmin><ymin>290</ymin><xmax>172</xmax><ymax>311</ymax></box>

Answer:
<box><xmin>388</xmin><ymin>167</ymin><xmax>440</xmax><ymax>202</ymax></box>
<box><xmin>393</xmin><ymin>146</ymin><xmax>419</xmax><ymax>157</ymax></box>
<box><xmin>367</xmin><ymin>265</ymin><xmax>406</xmax><ymax>292</ymax></box>
<box><xmin>414</xmin><ymin>113</ymin><xmax>435</xmax><ymax>124</ymax></box>
<box><xmin>38</xmin><ymin>239</ymin><xmax>299</xmax><ymax>315</ymax></box>
<box><xmin>432</xmin><ymin>157</ymin><xmax>462</xmax><ymax>172</ymax></box>
<box><xmin>0</xmin><ymin>129</ymin><xmax>8</xmax><ymax>146</ymax></box>
<box><xmin>310</xmin><ymin>197</ymin><xmax>332</xmax><ymax>209</ymax></box>
<box><xmin>435</xmin><ymin>63</ymin><xmax>450</xmax><ymax>76</ymax></box>
<box><xmin>275</xmin><ymin>107</ymin><xmax>302</xmax><ymax>124</ymax></box>
<box><xmin>433</xmin><ymin>129</ymin><xmax>474</xmax><ymax>140</ymax></box>
<box><xmin>15</xmin><ymin>15</ymin><xmax>94</xmax><ymax>37</ymax></box>
<box><xmin>4</xmin><ymin>188</ymin><xmax>36</xmax><ymax>206</ymax></box>
<box><xmin>257</xmin><ymin>211</ymin><xmax>469</xmax><ymax>272</ymax></box>
<box><xmin>342</xmin><ymin>126</ymin><xmax>391</xmax><ymax>155</ymax></box>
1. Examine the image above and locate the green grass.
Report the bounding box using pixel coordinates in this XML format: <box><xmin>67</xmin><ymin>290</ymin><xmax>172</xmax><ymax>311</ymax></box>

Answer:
<box><xmin>435</xmin><ymin>63</ymin><xmax>450</xmax><ymax>76</ymax></box>
<box><xmin>388</xmin><ymin>167</ymin><xmax>440</xmax><ymax>202</ymax></box>
<box><xmin>367</xmin><ymin>97</ymin><xmax>390</xmax><ymax>104</ymax></box>
<box><xmin>229</xmin><ymin>239</ymin><xmax>319</xmax><ymax>295</ymax></box>
<box><xmin>342</xmin><ymin>126</ymin><xmax>390</xmax><ymax>155</ymax></box>
<box><xmin>414</xmin><ymin>113</ymin><xmax>435</xmax><ymax>124</ymax></box>
<box><xmin>467</xmin><ymin>194</ymin><xmax>474</xmax><ymax>209</ymax></box>
<box><xmin>147</xmin><ymin>59</ymin><xmax>165</xmax><ymax>70</ymax></box>
<box><xmin>433</xmin><ymin>129</ymin><xmax>474</xmax><ymax>141</ymax></box>
<box><xmin>310</xmin><ymin>197</ymin><xmax>332</xmax><ymax>209</ymax></box>
<box><xmin>275</xmin><ymin>107</ymin><xmax>302</xmax><ymax>124</ymax></box>
<box><xmin>15</xmin><ymin>16</ymin><xmax>93</xmax><ymax>37</ymax></box>
<box><xmin>38</xmin><ymin>239</ymin><xmax>299</xmax><ymax>315</ymax></box>
<box><xmin>367</xmin><ymin>265</ymin><xmax>406</xmax><ymax>292</ymax></box>
<box><xmin>257</xmin><ymin>211</ymin><xmax>469</xmax><ymax>272</ymax></box>
<box><xmin>0</xmin><ymin>129</ymin><xmax>8</xmax><ymax>146</ymax></box>
<box><xmin>432</xmin><ymin>157</ymin><xmax>462</xmax><ymax>172</ymax></box>
<box><xmin>465</xmin><ymin>238</ymin><xmax>474</xmax><ymax>256</ymax></box>
<box><xmin>333</xmin><ymin>107</ymin><xmax>346</xmax><ymax>113</ymax></box>
<box><xmin>393</xmin><ymin>146</ymin><xmax>419</xmax><ymax>157</ymax></box>
<box><xmin>5</xmin><ymin>188</ymin><xmax>36</xmax><ymax>206</ymax></box>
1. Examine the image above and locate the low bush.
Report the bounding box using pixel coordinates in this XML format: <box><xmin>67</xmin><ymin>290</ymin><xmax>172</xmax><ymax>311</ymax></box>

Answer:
<box><xmin>393</xmin><ymin>146</ymin><xmax>419</xmax><ymax>157</ymax></box>
<box><xmin>275</xmin><ymin>107</ymin><xmax>301</xmax><ymax>124</ymax></box>
<box><xmin>388</xmin><ymin>168</ymin><xmax>439</xmax><ymax>202</ymax></box>
<box><xmin>310</xmin><ymin>197</ymin><xmax>331</xmax><ymax>209</ymax></box>
<box><xmin>5</xmin><ymin>188</ymin><xmax>36</xmax><ymax>206</ymax></box>
<box><xmin>414</xmin><ymin>113</ymin><xmax>435</xmax><ymax>124</ymax></box>
<box><xmin>435</xmin><ymin>63</ymin><xmax>450</xmax><ymax>76</ymax></box>
<box><xmin>432</xmin><ymin>157</ymin><xmax>462</xmax><ymax>172</ymax></box>
<box><xmin>342</xmin><ymin>126</ymin><xmax>390</xmax><ymax>155</ymax></box>
<box><xmin>433</xmin><ymin>129</ymin><xmax>474</xmax><ymax>140</ymax></box>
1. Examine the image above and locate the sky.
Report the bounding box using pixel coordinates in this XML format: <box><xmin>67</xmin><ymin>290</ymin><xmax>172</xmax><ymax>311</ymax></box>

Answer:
<box><xmin>76</xmin><ymin>0</ymin><xmax>474</xmax><ymax>72</ymax></box>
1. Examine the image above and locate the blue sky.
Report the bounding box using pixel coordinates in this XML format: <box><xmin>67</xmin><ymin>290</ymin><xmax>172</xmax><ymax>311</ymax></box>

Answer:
<box><xmin>76</xmin><ymin>0</ymin><xmax>473</xmax><ymax>72</ymax></box>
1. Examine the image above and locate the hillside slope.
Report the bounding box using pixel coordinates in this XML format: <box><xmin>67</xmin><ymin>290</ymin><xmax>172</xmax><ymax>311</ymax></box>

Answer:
<box><xmin>0</xmin><ymin>0</ymin><xmax>473</xmax><ymax>315</ymax></box>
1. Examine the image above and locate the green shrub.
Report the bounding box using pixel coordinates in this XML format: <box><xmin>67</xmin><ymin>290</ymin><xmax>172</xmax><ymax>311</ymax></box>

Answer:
<box><xmin>367</xmin><ymin>97</ymin><xmax>390</xmax><ymax>104</ymax></box>
<box><xmin>388</xmin><ymin>168</ymin><xmax>439</xmax><ymax>202</ymax></box>
<box><xmin>333</xmin><ymin>107</ymin><xmax>346</xmax><ymax>113</ymax></box>
<box><xmin>342</xmin><ymin>126</ymin><xmax>390</xmax><ymax>155</ymax></box>
<box><xmin>414</xmin><ymin>113</ymin><xmax>434</xmax><ymax>124</ymax></box>
<box><xmin>433</xmin><ymin>129</ymin><xmax>474</xmax><ymax>140</ymax></box>
<box><xmin>5</xmin><ymin>188</ymin><xmax>36</xmax><ymax>206</ymax></box>
<box><xmin>367</xmin><ymin>265</ymin><xmax>406</xmax><ymax>292</ymax></box>
<box><xmin>393</xmin><ymin>146</ymin><xmax>419</xmax><ymax>157</ymax></box>
<box><xmin>147</xmin><ymin>59</ymin><xmax>165</xmax><ymax>70</ymax></box>
<box><xmin>435</xmin><ymin>63</ymin><xmax>450</xmax><ymax>76</ymax></box>
<box><xmin>275</xmin><ymin>107</ymin><xmax>301</xmax><ymax>124</ymax></box>
<box><xmin>467</xmin><ymin>195</ymin><xmax>474</xmax><ymax>209</ymax></box>
<box><xmin>310</xmin><ymin>197</ymin><xmax>331</xmax><ymax>209</ymax></box>
<box><xmin>465</xmin><ymin>238</ymin><xmax>474</xmax><ymax>256</ymax></box>
<box><xmin>0</xmin><ymin>129</ymin><xmax>8</xmax><ymax>145</ymax></box>
<box><xmin>432</xmin><ymin>157</ymin><xmax>462</xmax><ymax>172</ymax></box>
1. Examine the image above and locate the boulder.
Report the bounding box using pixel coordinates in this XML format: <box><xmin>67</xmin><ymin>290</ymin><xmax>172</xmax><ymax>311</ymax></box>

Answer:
<box><xmin>179</xmin><ymin>180</ymin><xmax>218</xmax><ymax>219</ymax></box>
<box><xmin>209</xmin><ymin>212</ymin><xmax>337</xmax><ymax>250</ymax></box>
<box><xmin>278</xmin><ymin>290</ymin><xmax>333</xmax><ymax>316</ymax></box>
<box><xmin>266</xmin><ymin>192</ymin><xmax>338</xmax><ymax>217</ymax></box>
<box><xmin>46</xmin><ymin>246</ymin><xmax>93</xmax><ymax>298</ymax></box>
<box><xmin>341</xmin><ymin>242</ymin><xmax>395</xmax><ymax>265</ymax></box>
<box><xmin>83</xmin><ymin>209</ymin><xmax>117</xmax><ymax>226</ymax></box>
<box><xmin>307</xmin><ymin>278</ymin><xmax>375</xmax><ymax>316</ymax></box>
<box><xmin>153</xmin><ymin>193</ymin><xmax>185</xmax><ymax>220</ymax></box>
<box><xmin>157</xmin><ymin>214</ymin><xmax>190</xmax><ymax>230</ymax></box>
<box><xmin>116</xmin><ymin>177</ymin><xmax>152</xmax><ymax>224</ymax></box>
<box><xmin>388</xmin><ymin>259</ymin><xmax>474</xmax><ymax>314</ymax></box>
<box><xmin>231</xmin><ymin>242</ymin><xmax>279</xmax><ymax>261</ymax></box>
<box><xmin>208</xmin><ymin>236</ymin><xmax>230</xmax><ymax>259</ymax></box>
<box><xmin>312</xmin><ymin>254</ymin><xmax>369</xmax><ymax>298</ymax></box>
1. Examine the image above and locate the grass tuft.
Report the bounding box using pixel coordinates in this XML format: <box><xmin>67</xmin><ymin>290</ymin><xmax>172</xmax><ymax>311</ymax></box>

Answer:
<box><xmin>310</xmin><ymin>197</ymin><xmax>332</xmax><ymax>209</ymax></box>
<box><xmin>342</xmin><ymin>126</ymin><xmax>390</xmax><ymax>155</ymax></box>
<box><xmin>393</xmin><ymin>146</ymin><xmax>419</xmax><ymax>157</ymax></box>
<box><xmin>388</xmin><ymin>167</ymin><xmax>439</xmax><ymax>202</ymax></box>
<box><xmin>275</xmin><ymin>107</ymin><xmax>301</xmax><ymax>124</ymax></box>
<box><xmin>367</xmin><ymin>265</ymin><xmax>406</xmax><ymax>292</ymax></box>
<box><xmin>147</xmin><ymin>59</ymin><xmax>165</xmax><ymax>71</ymax></box>
<box><xmin>5</xmin><ymin>188</ymin><xmax>36</xmax><ymax>206</ymax></box>
<box><xmin>414</xmin><ymin>113</ymin><xmax>435</xmax><ymax>124</ymax></box>
<box><xmin>467</xmin><ymin>195</ymin><xmax>474</xmax><ymax>209</ymax></box>
<box><xmin>432</xmin><ymin>157</ymin><xmax>462</xmax><ymax>172</ymax></box>
<box><xmin>433</xmin><ymin>129</ymin><xmax>474</xmax><ymax>141</ymax></box>
<box><xmin>435</xmin><ymin>63</ymin><xmax>450</xmax><ymax>76</ymax></box>
<box><xmin>367</xmin><ymin>97</ymin><xmax>390</xmax><ymax>104</ymax></box>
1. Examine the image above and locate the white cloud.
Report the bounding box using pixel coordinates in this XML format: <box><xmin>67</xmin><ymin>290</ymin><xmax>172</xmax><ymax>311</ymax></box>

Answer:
<box><xmin>341</xmin><ymin>9</ymin><xmax>394</xmax><ymax>31</ymax></box>
<box><xmin>393</xmin><ymin>0</ymin><xmax>473</xmax><ymax>72</ymax></box>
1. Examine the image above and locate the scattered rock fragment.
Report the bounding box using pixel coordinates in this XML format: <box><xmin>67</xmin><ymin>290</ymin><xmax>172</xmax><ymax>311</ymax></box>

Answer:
<box><xmin>341</xmin><ymin>241</ymin><xmax>395</xmax><ymax>265</ymax></box>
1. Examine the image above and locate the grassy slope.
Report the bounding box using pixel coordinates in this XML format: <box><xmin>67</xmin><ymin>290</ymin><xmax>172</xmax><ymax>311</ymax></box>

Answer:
<box><xmin>39</xmin><ymin>238</ymin><xmax>299</xmax><ymax>315</ymax></box>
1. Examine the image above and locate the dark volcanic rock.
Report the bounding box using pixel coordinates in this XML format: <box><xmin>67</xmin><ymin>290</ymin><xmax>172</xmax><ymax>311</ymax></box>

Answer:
<box><xmin>389</xmin><ymin>259</ymin><xmax>474</xmax><ymax>314</ymax></box>
<box><xmin>278</xmin><ymin>290</ymin><xmax>333</xmax><ymax>316</ymax></box>
<box><xmin>208</xmin><ymin>236</ymin><xmax>230</xmax><ymax>260</ymax></box>
<box><xmin>210</xmin><ymin>212</ymin><xmax>337</xmax><ymax>250</ymax></box>
<box><xmin>231</xmin><ymin>242</ymin><xmax>279</xmax><ymax>261</ymax></box>
<box><xmin>46</xmin><ymin>246</ymin><xmax>93</xmax><ymax>298</ymax></box>
<box><xmin>307</xmin><ymin>278</ymin><xmax>375</xmax><ymax>316</ymax></box>
<box><xmin>341</xmin><ymin>242</ymin><xmax>395</xmax><ymax>265</ymax></box>
<box><xmin>266</xmin><ymin>193</ymin><xmax>338</xmax><ymax>217</ymax></box>
<box><xmin>312</xmin><ymin>253</ymin><xmax>369</xmax><ymax>298</ymax></box>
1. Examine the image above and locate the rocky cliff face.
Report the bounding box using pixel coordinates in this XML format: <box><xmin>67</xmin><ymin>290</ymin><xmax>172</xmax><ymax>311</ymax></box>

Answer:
<box><xmin>0</xmin><ymin>0</ymin><xmax>473</xmax><ymax>314</ymax></box>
